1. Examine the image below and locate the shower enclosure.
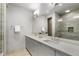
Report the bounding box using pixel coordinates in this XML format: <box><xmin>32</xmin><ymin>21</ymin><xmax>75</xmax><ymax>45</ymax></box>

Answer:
<box><xmin>0</xmin><ymin>3</ymin><xmax>3</xmax><ymax>55</ymax></box>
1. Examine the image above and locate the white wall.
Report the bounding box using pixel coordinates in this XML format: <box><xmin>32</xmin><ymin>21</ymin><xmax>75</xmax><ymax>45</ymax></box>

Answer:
<box><xmin>55</xmin><ymin>13</ymin><xmax>61</xmax><ymax>33</ymax></box>
<box><xmin>6</xmin><ymin>4</ymin><xmax>33</xmax><ymax>52</ymax></box>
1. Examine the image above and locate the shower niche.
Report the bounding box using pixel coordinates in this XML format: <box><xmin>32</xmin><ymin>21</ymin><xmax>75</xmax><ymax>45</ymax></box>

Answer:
<box><xmin>68</xmin><ymin>27</ymin><xmax>74</xmax><ymax>32</ymax></box>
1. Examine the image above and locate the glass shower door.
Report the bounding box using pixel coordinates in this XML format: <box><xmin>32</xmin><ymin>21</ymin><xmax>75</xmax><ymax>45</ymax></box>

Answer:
<box><xmin>0</xmin><ymin>3</ymin><xmax>2</xmax><ymax>55</ymax></box>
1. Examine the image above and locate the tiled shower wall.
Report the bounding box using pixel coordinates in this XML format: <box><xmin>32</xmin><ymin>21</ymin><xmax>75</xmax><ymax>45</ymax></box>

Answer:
<box><xmin>55</xmin><ymin>10</ymin><xmax>79</xmax><ymax>41</ymax></box>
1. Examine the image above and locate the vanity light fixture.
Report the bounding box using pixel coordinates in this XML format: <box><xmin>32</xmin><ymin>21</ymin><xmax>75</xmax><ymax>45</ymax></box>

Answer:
<box><xmin>49</xmin><ymin>3</ymin><xmax>53</xmax><ymax>6</ymax></box>
<box><xmin>65</xmin><ymin>10</ymin><xmax>70</xmax><ymax>13</ymax></box>
<box><xmin>54</xmin><ymin>3</ymin><xmax>63</xmax><ymax>6</ymax></box>
<box><xmin>34</xmin><ymin>9</ymin><xmax>39</xmax><ymax>15</ymax></box>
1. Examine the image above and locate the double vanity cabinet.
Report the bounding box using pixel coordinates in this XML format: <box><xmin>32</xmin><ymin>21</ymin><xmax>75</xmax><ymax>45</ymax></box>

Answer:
<box><xmin>25</xmin><ymin>35</ymin><xmax>70</xmax><ymax>56</ymax></box>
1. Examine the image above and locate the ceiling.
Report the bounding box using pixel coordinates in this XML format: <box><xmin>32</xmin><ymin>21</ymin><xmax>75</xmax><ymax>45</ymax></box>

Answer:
<box><xmin>11</xmin><ymin>3</ymin><xmax>51</xmax><ymax>15</ymax></box>
<box><xmin>13</xmin><ymin>3</ymin><xmax>40</xmax><ymax>11</ymax></box>
<box><xmin>8</xmin><ymin>3</ymin><xmax>79</xmax><ymax>16</ymax></box>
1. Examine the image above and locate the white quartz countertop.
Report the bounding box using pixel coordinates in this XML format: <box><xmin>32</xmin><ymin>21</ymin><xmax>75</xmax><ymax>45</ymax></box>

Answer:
<box><xmin>25</xmin><ymin>34</ymin><xmax>79</xmax><ymax>56</ymax></box>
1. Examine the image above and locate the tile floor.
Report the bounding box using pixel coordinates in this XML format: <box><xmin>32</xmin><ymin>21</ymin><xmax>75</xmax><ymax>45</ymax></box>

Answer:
<box><xmin>6</xmin><ymin>49</ymin><xmax>31</xmax><ymax>56</ymax></box>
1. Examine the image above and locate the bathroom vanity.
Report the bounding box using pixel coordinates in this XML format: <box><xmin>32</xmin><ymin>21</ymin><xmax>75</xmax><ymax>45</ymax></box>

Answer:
<box><xmin>25</xmin><ymin>35</ymin><xmax>79</xmax><ymax>56</ymax></box>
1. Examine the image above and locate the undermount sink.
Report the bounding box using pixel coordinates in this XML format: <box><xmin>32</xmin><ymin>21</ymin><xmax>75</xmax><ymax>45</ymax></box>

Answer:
<box><xmin>43</xmin><ymin>39</ymin><xmax>60</xmax><ymax>44</ymax></box>
<box><xmin>35</xmin><ymin>35</ymin><xmax>43</xmax><ymax>38</ymax></box>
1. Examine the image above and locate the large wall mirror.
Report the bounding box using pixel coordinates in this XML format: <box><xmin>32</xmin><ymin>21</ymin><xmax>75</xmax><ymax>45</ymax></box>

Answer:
<box><xmin>55</xmin><ymin>10</ymin><xmax>79</xmax><ymax>41</ymax></box>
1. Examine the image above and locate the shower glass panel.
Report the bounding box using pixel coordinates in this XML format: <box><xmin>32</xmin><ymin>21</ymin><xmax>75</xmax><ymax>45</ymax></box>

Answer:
<box><xmin>0</xmin><ymin>3</ymin><xmax>2</xmax><ymax>54</ymax></box>
<box><xmin>55</xmin><ymin>10</ymin><xmax>79</xmax><ymax>41</ymax></box>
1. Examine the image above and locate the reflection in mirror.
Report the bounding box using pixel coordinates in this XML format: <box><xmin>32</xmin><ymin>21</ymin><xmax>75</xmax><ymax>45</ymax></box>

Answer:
<box><xmin>68</xmin><ymin>27</ymin><xmax>74</xmax><ymax>32</ymax></box>
<box><xmin>47</xmin><ymin>17</ymin><xmax>52</xmax><ymax>36</ymax></box>
<box><xmin>55</xmin><ymin>9</ymin><xmax>79</xmax><ymax>41</ymax></box>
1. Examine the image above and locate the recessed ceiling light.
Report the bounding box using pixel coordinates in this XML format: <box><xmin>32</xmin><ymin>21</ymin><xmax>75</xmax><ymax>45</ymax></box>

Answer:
<box><xmin>65</xmin><ymin>10</ymin><xmax>70</xmax><ymax>13</ymax></box>
<box><xmin>73</xmin><ymin>15</ymin><xmax>79</xmax><ymax>19</ymax></box>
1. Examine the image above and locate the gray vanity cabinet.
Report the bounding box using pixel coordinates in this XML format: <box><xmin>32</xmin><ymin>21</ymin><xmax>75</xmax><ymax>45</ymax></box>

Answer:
<box><xmin>25</xmin><ymin>36</ymin><xmax>55</xmax><ymax>56</ymax></box>
<box><xmin>37</xmin><ymin>41</ymin><xmax>55</xmax><ymax>56</ymax></box>
<box><xmin>25</xmin><ymin>36</ymin><xmax>70</xmax><ymax>56</ymax></box>
<box><xmin>25</xmin><ymin>36</ymin><xmax>39</xmax><ymax>55</ymax></box>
